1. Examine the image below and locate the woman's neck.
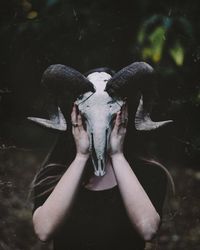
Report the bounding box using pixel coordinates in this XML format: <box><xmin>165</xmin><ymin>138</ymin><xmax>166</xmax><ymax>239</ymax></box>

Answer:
<box><xmin>84</xmin><ymin>158</ymin><xmax>117</xmax><ymax>191</ymax></box>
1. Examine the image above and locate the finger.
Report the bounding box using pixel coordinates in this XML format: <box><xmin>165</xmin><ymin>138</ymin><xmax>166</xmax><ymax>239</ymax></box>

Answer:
<box><xmin>77</xmin><ymin>114</ymin><xmax>84</xmax><ymax>130</ymax></box>
<box><xmin>113</xmin><ymin>111</ymin><xmax>121</xmax><ymax>133</ymax></box>
<box><xmin>71</xmin><ymin>103</ymin><xmax>78</xmax><ymax>124</ymax></box>
<box><xmin>124</xmin><ymin>102</ymin><xmax>128</xmax><ymax>118</ymax></box>
<box><xmin>121</xmin><ymin>102</ymin><xmax>128</xmax><ymax>127</ymax></box>
<box><xmin>121</xmin><ymin>102</ymin><xmax>127</xmax><ymax>120</ymax></box>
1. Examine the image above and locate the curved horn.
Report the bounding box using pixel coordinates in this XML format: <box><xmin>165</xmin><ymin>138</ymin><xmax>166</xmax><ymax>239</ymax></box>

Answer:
<box><xmin>105</xmin><ymin>62</ymin><xmax>173</xmax><ymax>131</ymax></box>
<box><xmin>105</xmin><ymin>62</ymin><xmax>153</xmax><ymax>97</ymax></box>
<box><xmin>28</xmin><ymin>64</ymin><xmax>95</xmax><ymax>131</ymax></box>
<box><xmin>28</xmin><ymin>106</ymin><xmax>67</xmax><ymax>131</ymax></box>
<box><xmin>135</xmin><ymin>95</ymin><xmax>173</xmax><ymax>131</ymax></box>
<box><xmin>42</xmin><ymin>64</ymin><xmax>95</xmax><ymax>96</ymax></box>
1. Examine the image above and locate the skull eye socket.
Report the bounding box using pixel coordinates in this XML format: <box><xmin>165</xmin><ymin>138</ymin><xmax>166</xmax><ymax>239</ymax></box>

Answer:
<box><xmin>77</xmin><ymin>94</ymin><xmax>83</xmax><ymax>100</ymax></box>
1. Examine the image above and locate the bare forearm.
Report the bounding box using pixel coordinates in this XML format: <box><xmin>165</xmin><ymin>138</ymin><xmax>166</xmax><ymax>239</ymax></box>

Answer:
<box><xmin>111</xmin><ymin>154</ymin><xmax>160</xmax><ymax>241</ymax></box>
<box><xmin>33</xmin><ymin>153</ymin><xmax>89</xmax><ymax>241</ymax></box>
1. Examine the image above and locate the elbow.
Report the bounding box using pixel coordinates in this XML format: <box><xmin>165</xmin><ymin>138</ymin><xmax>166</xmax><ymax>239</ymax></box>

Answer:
<box><xmin>137</xmin><ymin>213</ymin><xmax>161</xmax><ymax>241</ymax></box>
<box><xmin>32</xmin><ymin>207</ymin><xmax>53</xmax><ymax>242</ymax></box>
<box><xmin>35</xmin><ymin>231</ymin><xmax>51</xmax><ymax>243</ymax></box>
<box><xmin>142</xmin><ymin>226</ymin><xmax>159</xmax><ymax>242</ymax></box>
<box><xmin>33</xmin><ymin>220</ymin><xmax>52</xmax><ymax>242</ymax></box>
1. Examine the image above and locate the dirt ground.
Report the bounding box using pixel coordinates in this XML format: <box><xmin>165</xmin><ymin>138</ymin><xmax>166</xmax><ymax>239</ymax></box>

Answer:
<box><xmin>0</xmin><ymin>148</ymin><xmax>199</xmax><ymax>250</ymax></box>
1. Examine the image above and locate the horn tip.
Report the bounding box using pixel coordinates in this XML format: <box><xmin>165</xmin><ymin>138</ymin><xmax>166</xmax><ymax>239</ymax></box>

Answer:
<box><xmin>27</xmin><ymin>116</ymin><xmax>67</xmax><ymax>131</ymax></box>
<box><xmin>135</xmin><ymin>119</ymin><xmax>173</xmax><ymax>131</ymax></box>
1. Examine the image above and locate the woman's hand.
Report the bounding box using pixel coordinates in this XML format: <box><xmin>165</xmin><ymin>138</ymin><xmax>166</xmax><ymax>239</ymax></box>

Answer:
<box><xmin>33</xmin><ymin>104</ymin><xmax>90</xmax><ymax>242</ymax></box>
<box><xmin>109</xmin><ymin>103</ymin><xmax>128</xmax><ymax>156</ymax></box>
<box><xmin>71</xmin><ymin>103</ymin><xmax>90</xmax><ymax>158</ymax></box>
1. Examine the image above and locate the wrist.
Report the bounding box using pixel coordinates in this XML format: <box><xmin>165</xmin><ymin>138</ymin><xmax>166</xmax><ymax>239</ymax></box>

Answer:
<box><xmin>110</xmin><ymin>153</ymin><xmax>125</xmax><ymax>161</ymax></box>
<box><xmin>75</xmin><ymin>153</ymin><xmax>90</xmax><ymax>161</ymax></box>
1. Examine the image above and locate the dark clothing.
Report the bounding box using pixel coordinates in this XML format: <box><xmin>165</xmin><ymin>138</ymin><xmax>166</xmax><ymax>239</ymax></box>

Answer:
<box><xmin>33</xmin><ymin>159</ymin><xmax>167</xmax><ymax>250</ymax></box>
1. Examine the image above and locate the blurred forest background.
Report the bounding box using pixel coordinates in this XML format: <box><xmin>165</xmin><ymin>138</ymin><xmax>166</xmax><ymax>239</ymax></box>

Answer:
<box><xmin>0</xmin><ymin>0</ymin><xmax>200</xmax><ymax>249</ymax></box>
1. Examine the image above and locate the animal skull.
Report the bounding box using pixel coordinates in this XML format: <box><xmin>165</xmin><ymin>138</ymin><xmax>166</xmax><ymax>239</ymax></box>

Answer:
<box><xmin>28</xmin><ymin>62</ymin><xmax>172</xmax><ymax>176</ymax></box>
<box><xmin>76</xmin><ymin>72</ymin><xmax>124</xmax><ymax>176</ymax></box>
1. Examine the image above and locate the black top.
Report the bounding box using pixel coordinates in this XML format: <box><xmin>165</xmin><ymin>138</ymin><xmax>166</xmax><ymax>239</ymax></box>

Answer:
<box><xmin>33</xmin><ymin>159</ymin><xmax>167</xmax><ymax>250</ymax></box>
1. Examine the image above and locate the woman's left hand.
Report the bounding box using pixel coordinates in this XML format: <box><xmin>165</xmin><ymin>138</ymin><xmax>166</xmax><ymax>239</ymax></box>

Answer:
<box><xmin>109</xmin><ymin>103</ymin><xmax>128</xmax><ymax>156</ymax></box>
<box><xmin>71</xmin><ymin>103</ymin><xmax>90</xmax><ymax>158</ymax></box>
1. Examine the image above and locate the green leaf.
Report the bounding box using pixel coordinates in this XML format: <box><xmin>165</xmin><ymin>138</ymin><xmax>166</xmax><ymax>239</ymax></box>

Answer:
<box><xmin>170</xmin><ymin>41</ymin><xmax>184</xmax><ymax>66</ymax></box>
<box><xmin>140</xmin><ymin>26</ymin><xmax>166</xmax><ymax>63</ymax></box>
<box><xmin>149</xmin><ymin>26</ymin><xmax>166</xmax><ymax>62</ymax></box>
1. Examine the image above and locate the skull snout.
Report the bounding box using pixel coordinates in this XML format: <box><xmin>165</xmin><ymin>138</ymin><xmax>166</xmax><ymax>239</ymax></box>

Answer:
<box><xmin>90</xmin><ymin>126</ymin><xmax>109</xmax><ymax>176</ymax></box>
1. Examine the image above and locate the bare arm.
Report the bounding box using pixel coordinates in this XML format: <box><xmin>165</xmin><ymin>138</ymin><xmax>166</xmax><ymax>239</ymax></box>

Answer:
<box><xmin>32</xmin><ymin>104</ymin><xmax>90</xmax><ymax>242</ymax></box>
<box><xmin>109</xmin><ymin>104</ymin><xmax>160</xmax><ymax>241</ymax></box>
<box><xmin>111</xmin><ymin>154</ymin><xmax>160</xmax><ymax>241</ymax></box>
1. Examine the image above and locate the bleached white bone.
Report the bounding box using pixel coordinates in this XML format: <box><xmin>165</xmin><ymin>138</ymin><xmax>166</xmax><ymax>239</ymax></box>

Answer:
<box><xmin>28</xmin><ymin>106</ymin><xmax>67</xmax><ymax>131</ymax></box>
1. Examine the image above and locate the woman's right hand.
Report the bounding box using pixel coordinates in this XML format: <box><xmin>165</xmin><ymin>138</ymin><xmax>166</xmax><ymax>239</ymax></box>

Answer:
<box><xmin>71</xmin><ymin>103</ymin><xmax>90</xmax><ymax>158</ymax></box>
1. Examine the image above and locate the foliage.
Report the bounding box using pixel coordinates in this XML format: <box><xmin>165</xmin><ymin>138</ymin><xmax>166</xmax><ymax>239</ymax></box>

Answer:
<box><xmin>0</xmin><ymin>0</ymin><xmax>199</xmax><ymax>160</ymax></box>
<box><xmin>137</xmin><ymin>15</ymin><xmax>193</xmax><ymax>65</ymax></box>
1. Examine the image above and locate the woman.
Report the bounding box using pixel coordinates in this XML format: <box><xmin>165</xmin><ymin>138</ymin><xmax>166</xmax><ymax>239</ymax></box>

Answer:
<box><xmin>31</xmin><ymin>64</ymin><xmax>169</xmax><ymax>250</ymax></box>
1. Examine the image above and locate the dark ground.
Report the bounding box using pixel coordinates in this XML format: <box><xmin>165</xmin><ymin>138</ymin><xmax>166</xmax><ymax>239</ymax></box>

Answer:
<box><xmin>0</xmin><ymin>147</ymin><xmax>199</xmax><ymax>250</ymax></box>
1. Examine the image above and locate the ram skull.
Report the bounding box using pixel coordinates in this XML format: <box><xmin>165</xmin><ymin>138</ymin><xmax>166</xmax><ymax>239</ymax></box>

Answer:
<box><xmin>28</xmin><ymin>62</ymin><xmax>172</xmax><ymax>176</ymax></box>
